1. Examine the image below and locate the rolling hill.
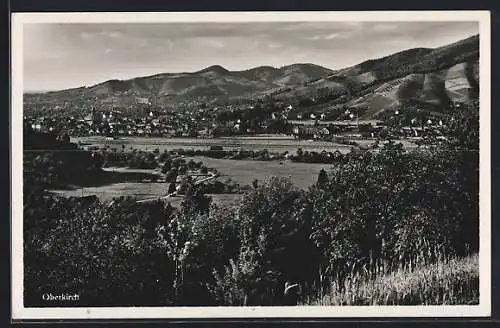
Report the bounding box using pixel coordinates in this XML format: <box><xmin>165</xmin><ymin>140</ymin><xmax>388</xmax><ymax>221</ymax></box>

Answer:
<box><xmin>271</xmin><ymin>34</ymin><xmax>479</xmax><ymax>118</ymax></box>
<box><xmin>24</xmin><ymin>34</ymin><xmax>479</xmax><ymax>119</ymax></box>
<box><xmin>29</xmin><ymin>63</ymin><xmax>333</xmax><ymax>101</ymax></box>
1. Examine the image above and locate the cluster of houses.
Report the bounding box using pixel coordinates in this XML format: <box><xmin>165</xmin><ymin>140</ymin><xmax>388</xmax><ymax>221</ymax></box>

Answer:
<box><xmin>25</xmin><ymin>107</ymin><xmax>218</xmax><ymax>138</ymax></box>
<box><xmin>291</xmin><ymin>120</ymin><xmax>383</xmax><ymax>140</ymax></box>
<box><xmin>24</xmin><ymin>100</ymin><xmax>450</xmax><ymax>141</ymax></box>
<box><xmin>289</xmin><ymin>115</ymin><xmax>449</xmax><ymax>141</ymax></box>
<box><xmin>24</xmin><ymin>104</ymin><xmax>295</xmax><ymax>138</ymax></box>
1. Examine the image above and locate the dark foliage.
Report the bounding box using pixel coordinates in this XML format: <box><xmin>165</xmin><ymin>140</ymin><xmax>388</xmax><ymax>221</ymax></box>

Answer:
<box><xmin>23</xmin><ymin>104</ymin><xmax>479</xmax><ymax>306</ymax></box>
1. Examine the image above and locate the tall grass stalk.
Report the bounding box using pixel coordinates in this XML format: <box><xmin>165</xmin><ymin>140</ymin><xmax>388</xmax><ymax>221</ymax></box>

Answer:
<box><xmin>302</xmin><ymin>254</ymin><xmax>478</xmax><ymax>306</ymax></box>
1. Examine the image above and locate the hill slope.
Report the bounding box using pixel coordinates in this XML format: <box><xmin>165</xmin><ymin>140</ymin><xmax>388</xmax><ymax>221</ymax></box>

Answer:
<box><xmin>268</xmin><ymin>34</ymin><xmax>479</xmax><ymax>119</ymax></box>
<box><xmin>26</xmin><ymin>63</ymin><xmax>333</xmax><ymax>103</ymax></box>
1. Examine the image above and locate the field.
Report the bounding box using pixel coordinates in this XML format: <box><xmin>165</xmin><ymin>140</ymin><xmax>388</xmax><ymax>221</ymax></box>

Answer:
<box><xmin>72</xmin><ymin>135</ymin><xmax>361</xmax><ymax>154</ymax></box>
<box><xmin>188</xmin><ymin>156</ymin><xmax>331</xmax><ymax>190</ymax></box>
<box><xmin>49</xmin><ymin>166</ymin><xmax>165</xmax><ymax>201</ymax></box>
<box><xmin>49</xmin><ymin>157</ymin><xmax>329</xmax><ymax>205</ymax></box>
<box><xmin>50</xmin><ymin>181</ymin><xmax>166</xmax><ymax>202</ymax></box>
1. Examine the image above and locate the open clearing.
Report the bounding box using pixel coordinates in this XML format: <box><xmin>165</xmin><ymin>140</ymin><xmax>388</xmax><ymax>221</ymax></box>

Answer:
<box><xmin>72</xmin><ymin>136</ymin><xmax>358</xmax><ymax>154</ymax></box>
<box><xmin>188</xmin><ymin>156</ymin><xmax>332</xmax><ymax>190</ymax></box>
<box><xmin>50</xmin><ymin>182</ymin><xmax>167</xmax><ymax>202</ymax></box>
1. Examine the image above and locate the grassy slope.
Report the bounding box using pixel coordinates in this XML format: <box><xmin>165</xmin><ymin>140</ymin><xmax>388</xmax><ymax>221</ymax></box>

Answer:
<box><xmin>304</xmin><ymin>254</ymin><xmax>479</xmax><ymax>306</ymax></box>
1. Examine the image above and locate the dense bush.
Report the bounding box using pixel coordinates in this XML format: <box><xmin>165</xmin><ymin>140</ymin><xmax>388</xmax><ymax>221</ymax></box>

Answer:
<box><xmin>102</xmin><ymin>149</ymin><xmax>159</xmax><ymax>169</ymax></box>
<box><xmin>309</xmin><ymin>141</ymin><xmax>477</xmax><ymax>288</ymax></box>
<box><xmin>291</xmin><ymin>149</ymin><xmax>345</xmax><ymax>164</ymax></box>
<box><xmin>24</xmin><ymin>196</ymin><xmax>178</xmax><ymax>306</ymax></box>
<box><xmin>170</xmin><ymin>147</ymin><xmax>286</xmax><ymax>161</ymax></box>
<box><xmin>208</xmin><ymin>177</ymin><xmax>321</xmax><ymax>305</ymax></box>
<box><xmin>24</xmin><ymin>151</ymin><xmax>104</xmax><ymax>189</ymax></box>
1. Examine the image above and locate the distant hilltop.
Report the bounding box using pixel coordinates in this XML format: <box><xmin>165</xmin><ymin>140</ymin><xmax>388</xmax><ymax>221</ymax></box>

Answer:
<box><xmin>26</xmin><ymin>62</ymin><xmax>334</xmax><ymax>99</ymax></box>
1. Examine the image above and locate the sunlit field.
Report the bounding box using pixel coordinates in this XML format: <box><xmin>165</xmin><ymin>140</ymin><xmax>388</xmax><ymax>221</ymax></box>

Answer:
<box><xmin>303</xmin><ymin>254</ymin><xmax>479</xmax><ymax>306</ymax></box>
<box><xmin>188</xmin><ymin>156</ymin><xmax>332</xmax><ymax>190</ymax></box>
<box><xmin>72</xmin><ymin>136</ymin><xmax>357</xmax><ymax>154</ymax></box>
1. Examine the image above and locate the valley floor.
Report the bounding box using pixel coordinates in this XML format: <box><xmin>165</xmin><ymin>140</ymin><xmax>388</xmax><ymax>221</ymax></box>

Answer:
<box><xmin>49</xmin><ymin>156</ymin><xmax>332</xmax><ymax>204</ymax></box>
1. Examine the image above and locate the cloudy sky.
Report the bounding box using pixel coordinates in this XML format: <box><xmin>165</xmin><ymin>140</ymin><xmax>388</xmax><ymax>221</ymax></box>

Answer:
<box><xmin>23</xmin><ymin>21</ymin><xmax>478</xmax><ymax>91</ymax></box>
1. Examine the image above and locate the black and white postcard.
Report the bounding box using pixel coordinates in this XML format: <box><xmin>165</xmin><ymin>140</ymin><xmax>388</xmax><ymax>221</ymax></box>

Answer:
<box><xmin>11</xmin><ymin>11</ymin><xmax>491</xmax><ymax>320</ymax></box>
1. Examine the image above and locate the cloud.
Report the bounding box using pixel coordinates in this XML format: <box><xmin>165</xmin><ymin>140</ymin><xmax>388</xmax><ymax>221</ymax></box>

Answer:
<box><xmin>372</xmin><ymin>23</ymin><xmax>399</xmax><ymax>32</ymax></box>
<box><xmin>103</xmin><ymin>31</ymin><xmax>123</xmax><ymax>38</ymax></box>
<box><xmin>164</xmin><ymin>39</ymin><xmax>175</xmax><ymax>49</ymax></box>
<box><xmin>305</xmin><ymin>35</ymin><xmax>322</xmax><ymax>41</ymax></box>
<box><xmin>194</xmin><ymin>37</ymin><xmax>225</xmax><ymax>49</ymax></box>
<box><xmin>80</xmin><ymin>32</ymin><xmax>94</xmax><ymax>39</ymax></box>
<box><xmin>324</xmin><ymin>33</ymin><xmax>339</xmax><ymax>40</ymax></box>
<box><xmin>304</xmin><ymin>32</ymin><xmax>342</xmax><ymax>41</ymax></box>
<box><xmin>267</xmin><ymin>42</ymin><xmax>282</xmax><ymax>49</ymax></box>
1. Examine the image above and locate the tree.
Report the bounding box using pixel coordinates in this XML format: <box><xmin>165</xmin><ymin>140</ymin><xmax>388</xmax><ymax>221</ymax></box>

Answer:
<box><xmin>165</xmin><ymin>169</ymin><xmax>178</xmax><ymax>183</ymax></box>
<box><xmin>57</xmin><ymin>132</ymin><xmax>70</xmax><ymax>144</ymax></box>
<box><xmin>316</xmin><ymin>169</ymin><xmax>328</xmax><ymax>189</ymax></box>
<box><xmin>181</xmin><ymin>187</ymin><xmax>212</xmax><ymax>215</ymax></box>
<box><xmin>465</xmin><ymin>61</ymin><xmax>479</xmax><ymax>100</ymax></box>
<box><xmin>162</xmin><ymin>160</ymin><xmax>172</xmax><ymax>173</ymax></box>
<box><xmin>252</xmin><ymin>179</ymin><xmax>259</xmax><ymax>189</ymax></box>
<box><xmin>296</xmin><ymin>148</ymin><xmax>304</xmax><ymax>160</ymax></box>
<box><xmin>233</xmin><ymin>177</ymin><xmax>319</xmax><ymax>305</ymax></box>
<box><xmin>187</xmin><ymin>159</ymin><xmax>196</xmax><ymax>170</ymax></box>
<box><xmin>178</xmin><ymin>165</ymin><xmax>188</xmax><ymax>175</ymax></box>
<box><xmin>445</xmin><ymin>105</ymin><xmax>479</xmax><ymax>150</ymax></box>
<box><xmin>426</xmin><ymin>73</ymin><xmax>451</xmax><ymax>110</ymax></box>
<box><xmin>168</xmin><ymin>182</ymin><xmax>177</xmax><ymax>194</ymax></box>
<box><xmin>200</xmin><ymin>166</ymin><xmax>208</xmax><ymax>175</ymax></box>
<box><xmin>24</xmin><ymin>197</ymin><xmax>177</xmax><ymax>306</ymax></box>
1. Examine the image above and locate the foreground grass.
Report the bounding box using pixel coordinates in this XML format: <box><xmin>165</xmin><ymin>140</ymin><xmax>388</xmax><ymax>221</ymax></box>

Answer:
<box><xmin>303</xmin><ymin>254</ymin><xmax>479</xmax><ymax>306</ymax></box>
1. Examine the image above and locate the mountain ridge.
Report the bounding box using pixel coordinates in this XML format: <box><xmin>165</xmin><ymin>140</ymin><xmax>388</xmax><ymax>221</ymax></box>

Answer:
<box><xmin>24</xmin><ymin>34</ymin><xmax>479</xmax><ymax>119</ymax></box>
